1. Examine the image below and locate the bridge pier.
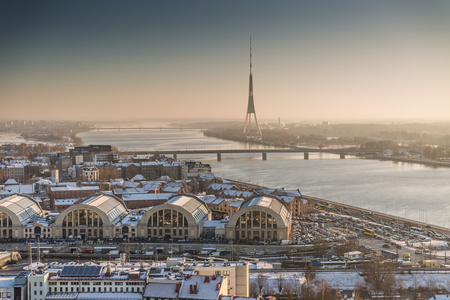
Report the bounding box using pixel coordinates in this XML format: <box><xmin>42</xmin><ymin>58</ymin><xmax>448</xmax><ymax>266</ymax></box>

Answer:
<box><xmin>173</xmin><ymin>154</ymin><xmax>177</xmax><ymax>160</ymax></box>
<box><xmin>217</xmin><ymin>153</ymin><xmax>222</xmax><ymax>162</ymax></box>
<box><xmin>340</xmin><ymin>154</ymin><xmax>345</xmax><ymax>159</ymax></box>
<box><xmin>304</xmin><ymin>152</ymin><xmax>309</xmax><ymax>160</ymax></box>
<box><xmin>262</xmin><ymin>153</ymin><xmax>267</xmax><ymax>160</ymax></box>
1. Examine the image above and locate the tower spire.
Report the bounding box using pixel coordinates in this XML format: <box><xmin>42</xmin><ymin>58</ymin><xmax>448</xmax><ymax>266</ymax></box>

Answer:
<box><xmin>250</xmin><ymin>36</ymin><xmax>252</xmax><ymax>73</ymax></box>
<box><xmin>243</xmin><ymin>36</ymin><xmax>262</xmax><ymax>136</ymax></box>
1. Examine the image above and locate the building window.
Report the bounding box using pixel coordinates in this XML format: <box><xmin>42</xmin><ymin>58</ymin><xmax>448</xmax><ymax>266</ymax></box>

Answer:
<box><xmin>224</xmin><ymin>271</ymin><xmax>230</xmax><ymax>276</ymax></box>
<box><xmin>215</xmin><ymin>271</ymin><xmax>221</xmax><ymax>275</ymax></box>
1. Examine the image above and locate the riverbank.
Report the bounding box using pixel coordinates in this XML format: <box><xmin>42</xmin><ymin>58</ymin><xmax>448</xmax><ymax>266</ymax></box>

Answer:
<box><xmin>374</xmin><ymin>155</ymin><xmax>450</xmax><ymax>168</ymax></box>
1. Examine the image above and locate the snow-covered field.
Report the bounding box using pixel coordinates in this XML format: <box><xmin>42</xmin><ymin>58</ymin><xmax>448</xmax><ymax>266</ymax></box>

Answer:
<box><xmin>250</xmin><ymin>271</ymin><xmax>450</xmax><ymax>292</ymax></box>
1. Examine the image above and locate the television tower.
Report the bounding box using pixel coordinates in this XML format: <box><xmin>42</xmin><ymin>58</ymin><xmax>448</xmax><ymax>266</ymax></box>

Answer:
<box><xmin>243</xmin><ymin>37</ymin><xmax>262</xmax><ymax>136</ymax></box>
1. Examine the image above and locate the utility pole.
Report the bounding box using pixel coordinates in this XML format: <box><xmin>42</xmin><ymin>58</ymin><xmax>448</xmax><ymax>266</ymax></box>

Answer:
<box><xmin>29</xmin><ymin>242</ymin><xmax>33</xmax><ymax>274</ymax></box>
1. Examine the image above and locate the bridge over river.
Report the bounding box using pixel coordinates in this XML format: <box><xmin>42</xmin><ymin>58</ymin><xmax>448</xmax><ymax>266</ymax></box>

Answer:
<box><xmin>121</xmin><ymin>148</ymin><xmax>379</xmax><ymax>161</ymax></box>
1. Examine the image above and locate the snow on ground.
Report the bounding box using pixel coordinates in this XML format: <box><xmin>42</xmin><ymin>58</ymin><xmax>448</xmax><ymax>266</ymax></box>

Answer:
<box><xmin>250</xmin><ymin>271</ymin><xmax>450</xmax><ymax>292</ymax></box>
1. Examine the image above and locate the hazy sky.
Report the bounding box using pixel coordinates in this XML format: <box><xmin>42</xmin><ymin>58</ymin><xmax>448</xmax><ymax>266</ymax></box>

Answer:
<box><xmin>1</xmin><ymin>1</ymin><xmax>449</xmax><ymax>122</ymax></box>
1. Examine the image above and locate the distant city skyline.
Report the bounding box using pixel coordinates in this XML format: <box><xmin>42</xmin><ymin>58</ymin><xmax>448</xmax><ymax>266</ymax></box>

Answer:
<box><xmin>1</xmin><ymin>0</ymin><xmax>449</xmax><ymax>122</ymax></box>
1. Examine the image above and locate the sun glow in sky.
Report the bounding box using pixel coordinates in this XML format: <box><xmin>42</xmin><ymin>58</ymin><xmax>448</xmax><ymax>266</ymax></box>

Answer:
<box><xmin>1</xmin><ymin>1</ymin><xmax>449</xmax><ymax>122</ymax></box>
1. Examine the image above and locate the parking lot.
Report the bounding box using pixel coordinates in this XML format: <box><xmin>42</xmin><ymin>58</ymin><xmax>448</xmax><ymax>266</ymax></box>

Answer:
<box><xmin>291</xmin><ymin>210</ymin><xmax>450</xmax><ymax>266</ymax></box>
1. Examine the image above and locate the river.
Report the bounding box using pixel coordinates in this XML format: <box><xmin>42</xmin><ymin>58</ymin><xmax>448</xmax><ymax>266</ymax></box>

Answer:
<box><xmin>75</xmin><ymin>128</ymin><xmax>449</xmax><ymax>228</ymax></box>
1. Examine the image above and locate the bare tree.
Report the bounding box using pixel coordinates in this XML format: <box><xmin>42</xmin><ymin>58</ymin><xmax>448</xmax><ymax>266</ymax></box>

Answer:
<box><xmin>249</xmin><ymin>281</ymin><xmax>259</xmax><ymax>298</ymax></box>
<box><xmin>353</xmin><ymin>283</ymin><xmax>366</xmax><ymax>300</ymax></box>
<box><xmin>300</xmin><ymin>278</ymin><xmax>334</xmax><ymax>300</ymax></box>
<box><xmin>313</xmin><ymin>238</ymin><xmax>329</xmax><ymax>257</ymax></box>
<box><xmin>363</xmin><ymin>257</ymin><xmax>397</xmax><ymax>297</ymax></box>
<box><xmin>396</xmin><ymin>277</ymin><xmax>407</xmax><ymax>299</ymax></box>
<box><xmin>423</xmin><ymin>277</ymin><xmax>438</xmax><ymax>299</ymax></box>
<box><xmin>300</xmin><ymin>264</ymin><xmax>316</xmax><ymax>300</ymax></box>
<box><xmin>282</xmin><ymin>278</ymin><xmax>298</xmax><ymax>300</ymax></box>
<box><xmin>256</xmin><ymin>273</ymin><xmax>266</xmax><ymax>295</ymax></box>
<box><xmin>276</xmin><ymin>273</ymin><xmax>285</xmax><ymax>294</ymax></box>
<box><xmin>263</xmin><ymin>281</ymin><xmax>277</xmax><ymax>297</ymax></box>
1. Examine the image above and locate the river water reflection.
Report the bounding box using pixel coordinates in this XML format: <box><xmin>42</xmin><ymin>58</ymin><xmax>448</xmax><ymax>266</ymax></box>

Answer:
<box><xmin>79</xmin><ymin>129</ymin><xmax>450</xmax><ymax>228</ymax></box>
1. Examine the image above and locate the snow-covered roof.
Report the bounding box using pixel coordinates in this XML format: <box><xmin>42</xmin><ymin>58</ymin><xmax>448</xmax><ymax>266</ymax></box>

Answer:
<box><xmin>256</xmin><ymin>188</ymin><xmax>302</xmax><ymax>197</ymax></box>
<box><xmin>166</xmin><ymin>195</ymin><xmax>210</xmax><ymax>223</ymax></box>
<box><xmin>143</xmin><ymin>282</ymin><xmax>179</xmax><ymax>299</ymax></box>
<box><xmin>35</xmin><ymin>179</ymin><xmax>52</xmax><ymax>185</ymax></box>
<box><xmin>124</xmin><ymin>181</ymin><xmax>140</xmax><ymax>188</ymax></box>
<box><xmin>113</xmin><ymin>212</ymin><xmax>143</xmax><ymax>227</ymax></box>
<box><xmin>113</xmin><ymin>188</ymin><xmax>142</xmax><ymax>195</ymax></box>
<box><xmin>226</xmin><ymin>199</ymin><xmax>244</xmax><ymax>208</ymax></box>
<box><xmin>141</xmin><ymin>181</ymin><xmax>164</xmax><ymax>192</ymax></box>
<box><xmin>54</xmin><ymin>198</ymin><xmax>81</xmax><ymax>206</ymax></box>
<box><xmin>131</xmin><ymin>174</ymin><xmax>146</xmax><ymax>181</ymax></box>
<box><xmin>178</xmin><ymin>275</ymin><xmax>223</xmax><ymax>300</ymax></box>
<box><xmin>122</xmin><ymin>193</ymin><xmax>173</xmax><ymax>202</ymax></box>
<box><xmin>199</xmin><ymin>196</ymin><xmax>226</xmax><ymax>206</ymax></box>
<box><xmin>4</xmin><ymin>179</ymin><xmax>18</xmax><ymax>185</ymax></box>
<box><xmin>81</xmin><ymin>194</ymin><xmax>128</xmax><ymax>223</ymax></box>
<box><xmin>0</xmin><ymin>194</ymin><xmax>42</xmax><ymax>225</ymax></box>
<box><xmin>157</xmin><ymin>175</ymin><xmax>172</xmax><ymax>182</ymax></box>
<box><xmin>222</xmin><ymin>190</ymin><xmax>253</xmax><ymax>198</ymax></box>
<box><xmin>203</xmin><ymin>220</ymin><xmax>225</xmax><ymax>228</ymax></box>
<box><xmin>76</xmin><ymin>292</ymin><xmax>143</xmax><ymax>300</ymax></box>
<box><xmin>162</xmin><ymin>185</ymin><xmax>182</xmax><ymax>193</ymax></box>
<box><xmin>51</xmin><ymin>186</ymin><xmax>99</xmax><ymax>192</ymax></box>
<box><xmin>207</xmin><ymin>183</ymin><xmax>237</xmax><ymax>191</ymax></box>
<box><xmin>0</xmin><ymin>276</ymin><xmax>15</xmax><ymax>288</ymax></box>
<box><xmin>198</xmin><ymin>173</ymin><xmax>215</xmax><ymax>181</ymax></box>
<box><xmin>0</xmin><ymin>184</ymin><xmax>34</xmax><ymax>195</ymax></box>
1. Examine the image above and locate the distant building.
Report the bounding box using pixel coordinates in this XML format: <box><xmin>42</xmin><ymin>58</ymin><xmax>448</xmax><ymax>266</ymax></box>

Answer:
<box><xmin>80</xmin><ymin>166</ymin><xmax>99</xmax><ymax>182</ymax></box>
<box><xmin>0</xmin><ymin>163</ymin><xmax>24</xmax><ymax>182</ymax></box>
<box><xmin>49</xmin><ymin>185</ymin><xmax>100</xmax><ymax>209</ymax></box>
<box><xmin>185</xmin><ymin>161</ymin><xmax>212</xmax><ymax>178</ymax></box>
<box><xmin>225</xmin><ymin>195</ymin><xmax>291</xmax><ymax>241</ymax></box>
<box><xmin>52</xmin><ymin>194</ymin><xmax>130</xmax><ymax>239</ymax></box>
<box><xmin>138</xmin><ymin>194</ymin><xmax>211</xmax><ymax>240</ymax></box>
<box><xmin>69</xmin><ymin>145</ymin><xmax>113</xmax><ymax>164</ymax></box>
<box><xmin>0</xmin><ymin>272</ymin><xmax>28</xmax><ymax>300</ymax></box>
<box><xmin>0</xmin><ymin>194</ymin><xmax>43</xmax><ymax>239</ymax></box>
<box><xmin>121</xmin><ymin>193</ymin><xmax>174</xmax><ymax>209</ymax></box>
<box><xmin>51</xmin><ymin>169</ymin><xmax>59</xmax><ymax>184</ymax></box>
